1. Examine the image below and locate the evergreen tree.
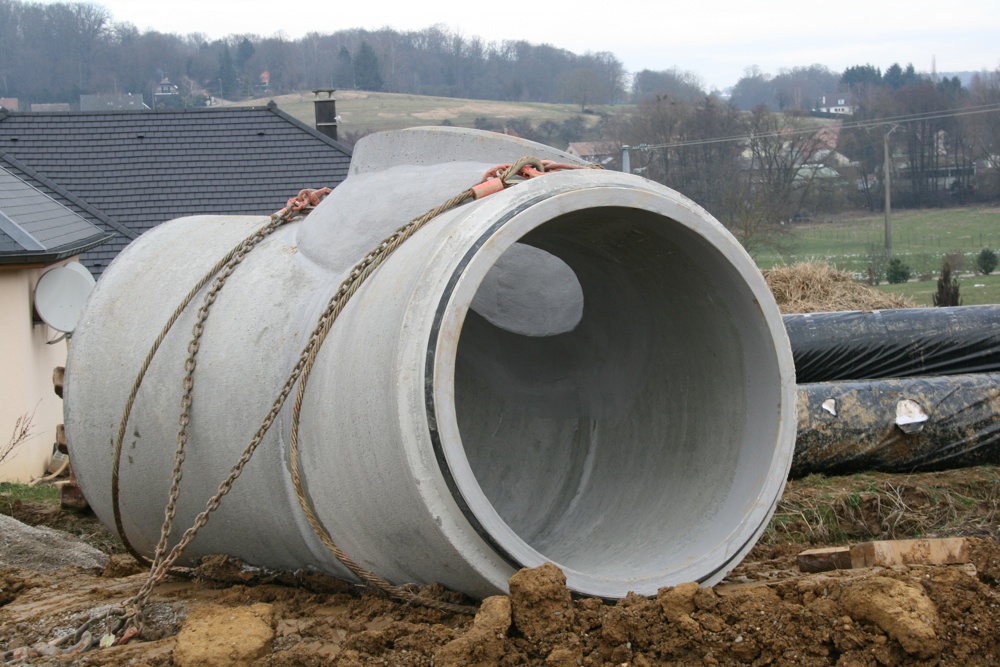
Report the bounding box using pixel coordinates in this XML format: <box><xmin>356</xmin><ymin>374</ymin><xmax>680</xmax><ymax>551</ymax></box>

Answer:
<box><xmin>235</xmin><ymin>37</ymin><xmax>255</xmax><ymax>71</ymax></box>
<box><xmin>217</xmin><ymin>45</ymin><xmax>238</xmax><ymax>98</ymax></box>
<box><xmin>353</xmin><ymin>41</ymin><xmax>384</xmax><ymax>91</ymax></box>
<box><xmin>333</xmin><ymin>46</ymin><xmax>354</xmax><ymax>89</ymax></box>
<box><xmin>841</xmin><ymin>64</ymin><xmax>882</xmax><ymax>89</ymax></box>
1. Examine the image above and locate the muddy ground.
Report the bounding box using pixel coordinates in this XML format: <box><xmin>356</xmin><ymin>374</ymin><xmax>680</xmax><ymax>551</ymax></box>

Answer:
<box><xmin>2</xmin><ymin>467</ymin><xmax>1000</xmax><ymax>666</ymax></box>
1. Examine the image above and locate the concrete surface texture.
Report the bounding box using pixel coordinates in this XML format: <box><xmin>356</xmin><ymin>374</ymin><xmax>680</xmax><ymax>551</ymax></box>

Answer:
<box><xmin>65</xmin><ymin>127</ymin><xmax>797</xmax><ymax>599</ymax></box>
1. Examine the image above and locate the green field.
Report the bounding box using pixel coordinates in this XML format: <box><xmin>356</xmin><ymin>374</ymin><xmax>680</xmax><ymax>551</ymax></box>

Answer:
<box><xmin>870</xmin><ymin>271</ymin><xmax>1000</xmax><ymax>307</ymax></box>
<box><xmin>244</xmin><ymin>90</ymin><xmax>617</xmax><ymax>136</ymax></box>
<box><xmin>757</xmin><ymin>207</ymin><xmax>1000</xmax><ymax>270</ymax></box>
<box><xmin>755</xmin><ymin>206</ymin><xmax>1000</xmax><ymax>306</ymax></box>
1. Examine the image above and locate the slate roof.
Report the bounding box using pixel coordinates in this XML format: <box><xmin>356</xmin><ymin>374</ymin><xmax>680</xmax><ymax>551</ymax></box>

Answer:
<box><xmin>0</xmin><ymin>165</ymin><xmax>111</xmax><ymax>264</ymax></box>
<box><xmin>0</xmin><ymin>103</ymin><xmax>352</xmax><ymax>276</ymax></box>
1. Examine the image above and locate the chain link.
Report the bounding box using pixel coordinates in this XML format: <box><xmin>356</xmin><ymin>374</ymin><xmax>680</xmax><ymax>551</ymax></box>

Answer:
<box><xmin>99</xmin><ymin>157</ymin><xmax>601</xmax><ymax>644</ymax></box>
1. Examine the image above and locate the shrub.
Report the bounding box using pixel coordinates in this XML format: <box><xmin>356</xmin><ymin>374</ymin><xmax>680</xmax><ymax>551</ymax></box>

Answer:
<box><xmin>885</xmin><ymin>258</ymin><xmax>912</xmax><ymax>284</ymax></box>
<box><xmin>975</xmin><ymin>248</ymin><xmax>998</xmax><ymax>275</ymax></box>
<box><xmin>864</xmin><ymin>244</ymin><xmax>887</xmax><ymax>285</ymax></box>
<box><xmin>933</xmin><ymin>262</ymin><xmax>962</xmax><ymax>307</ymax></box>
<box><xmin>910</xmin><ymin>253</ymin><xmax>935</xmax><ymax>282</ymax></box>
<box><xmin>942</xmin><ymin>250</ymin><xmax>967</xmax><ymax>273</ymax></box>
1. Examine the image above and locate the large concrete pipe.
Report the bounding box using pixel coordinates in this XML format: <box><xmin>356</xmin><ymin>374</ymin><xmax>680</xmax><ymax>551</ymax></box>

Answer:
<box><xmin>66</xmin><ymin>127</ymin><xmax>797</xmax><ymax>599</ymax></box>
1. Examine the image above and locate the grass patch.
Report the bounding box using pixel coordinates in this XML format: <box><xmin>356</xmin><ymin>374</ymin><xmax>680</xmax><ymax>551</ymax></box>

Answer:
<box><xmin>242</xmin><ymin>90</ymin><xmax>616</xmax><ymax>136</ymax></box>
<box><xmin>763</xmin><ymin>466</ymin><xmax>1000</xmax><ymax>546</ymax></box>
<box><xmin>756</xmin><ymin>207</ymin><xmax>1000</xmax><ymax>274</ymax></box>
<box><xmin>750</xmin><ymin>206</ymin><xmax>1000</xmax><ymax>307</ymax></box>
<box><xmin>872</xmin><ymin>271</ymin><xmax>1000</xmax><ymax>307</ymax></box>
<box><xmin>0</xmin><ymin>482</ymin><xmax>58</xmax><ymax>511</ymax></box>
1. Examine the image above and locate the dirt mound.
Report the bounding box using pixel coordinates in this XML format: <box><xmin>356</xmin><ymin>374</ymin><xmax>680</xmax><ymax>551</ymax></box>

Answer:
<box><xmin>3</xmin><ymin>543</ymin><xmax>1000</xmax><ymax>665</ymax></box>
<box><xmin>4</xmin><ymin>469</ymin><xmax>1000</xmax><ymax>665</ymax></box>
<box><xmin>764</xmin><ymin>261</ymin><xmax>915</xmax><ymax>313</ymax></box>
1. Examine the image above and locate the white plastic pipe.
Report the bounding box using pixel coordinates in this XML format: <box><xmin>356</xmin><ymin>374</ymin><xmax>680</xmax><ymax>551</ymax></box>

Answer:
<box><xmin>66</xmin><ymin>127</ymin><xmax>796</xmax><ymax>599</ymax></box>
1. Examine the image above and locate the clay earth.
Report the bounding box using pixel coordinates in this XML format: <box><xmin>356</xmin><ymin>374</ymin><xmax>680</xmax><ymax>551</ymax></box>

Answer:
<box><xmin>2</xmin><ymin>471</ymin><xmax>1000</xmax><ymax>666</ymax></box>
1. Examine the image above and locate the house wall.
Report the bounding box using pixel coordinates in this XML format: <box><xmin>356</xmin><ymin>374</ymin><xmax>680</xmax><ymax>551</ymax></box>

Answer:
<box><xmin>0</xmin><ymin>260</ymin><xmax>74</xmax><ymax>482</ymax></box>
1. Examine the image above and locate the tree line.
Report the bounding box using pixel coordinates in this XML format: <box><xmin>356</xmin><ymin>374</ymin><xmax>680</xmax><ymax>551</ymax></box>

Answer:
<box><xmin>0</xmin><ymin>0</ymin><xmax>628</xmax><ymax>108</ymax></box>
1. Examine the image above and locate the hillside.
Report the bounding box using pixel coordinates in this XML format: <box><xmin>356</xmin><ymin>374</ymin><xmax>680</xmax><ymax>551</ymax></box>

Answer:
<box><xmin>241</xmin><ymin>90</ymin><xmax>619</xmax><ymax>143</ymax></box>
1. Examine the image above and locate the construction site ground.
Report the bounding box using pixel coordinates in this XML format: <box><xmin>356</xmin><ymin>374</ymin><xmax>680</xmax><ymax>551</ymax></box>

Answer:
<box><xmin>2</xmin><ymin>466</ymin><xmax>999</xmax><ymax>666</ymax></box>
<box><xmin>3</xmin><ymin>264</ymin><xmax>996</xmax><ymax>665</ymax></box>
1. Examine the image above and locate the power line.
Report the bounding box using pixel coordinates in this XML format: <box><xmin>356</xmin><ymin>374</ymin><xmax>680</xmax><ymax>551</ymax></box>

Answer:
<box><xmin>627</xmin><ymin>103</ymin><xmax>1000</xmax><ymax>152</ymax></box>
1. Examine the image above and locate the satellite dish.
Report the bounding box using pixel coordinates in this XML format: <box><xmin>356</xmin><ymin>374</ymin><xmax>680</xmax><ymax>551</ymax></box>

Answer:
<box><xmin>34</xmin><ymin>262</ymin><xmax>96</xmax><ymax>333</ymax></box>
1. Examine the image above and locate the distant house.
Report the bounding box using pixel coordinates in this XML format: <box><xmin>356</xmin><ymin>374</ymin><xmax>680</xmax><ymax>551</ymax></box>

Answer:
<box><xmin>566</xmin><ymin>141</ymin><xmax>619</xmax><ymax>167</ymax></box>
<box><xmin>0</xmin><ymin>166</ymin><xmax>111</xmax><ymax>482</ymax></box>
<box><xmin>30</xmin><ymin>103</ymin><xmax>71</xmax><ymax>112</ymax></box>
<box><xmin>0</xmin><ymin>102</ymin><xmax>352</xmax><ymax>277</ymax></box>
<box><xmin>0</xmin><ymin>98</ymin><xmax>18</xmax><ymax>111</ymax></box>
<box><xmin>80</xmin><ymin>93</ymin><xmax>149</xmax><ymax>111</ymax></box>
<box><xmin>158</xmin><ymin>78</ymin><xmax>178</xmax><ymax>93</ymax></box>
<box><xmin>813</xmin><ymin>95</ymin><xmax>855</xmax><ymax>115</ymax></box>
<box><xmin>154</xmin><ymin>78</ymin><xmax>180</xmax><ymax>104</ymax></box>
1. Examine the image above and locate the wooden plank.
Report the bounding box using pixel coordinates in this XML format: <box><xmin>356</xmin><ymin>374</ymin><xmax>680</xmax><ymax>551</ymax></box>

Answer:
<box><xmin>52</xmin><ymin>366</ymin><xmax>65</xmax><ymax>398</ymax></box>
<box><xmin>850</xmin><ymin>538</ymin><xmax>970</xmax><ymax>568</ymax></box>
<box><xmin>55</xmin><ymin>423</ymin><xmax>67</xmax><ymax>454</ymax></box>
<box><xmin>57</xmin><ymin>478</ymin><xmax>89</xmax><ymax>512</ymax></box>
<box><xmin>796</xmin><ymin>546</ymin><xmax>852</xmax><ymax>573</ymax></box>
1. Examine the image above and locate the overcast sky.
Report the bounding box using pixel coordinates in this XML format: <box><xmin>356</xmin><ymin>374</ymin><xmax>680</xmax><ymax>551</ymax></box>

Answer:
<box><xmin>84</xmin><ymin>0</ymin><xmax>1000</xmax><ymax>90</ymax></box>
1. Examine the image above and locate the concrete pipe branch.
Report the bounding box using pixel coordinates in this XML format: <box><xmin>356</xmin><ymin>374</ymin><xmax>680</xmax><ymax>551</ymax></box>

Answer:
<box><xmin>66</xmin><ymin>127</ymin><xmax>797</xmax><ymax>600</ymax></box>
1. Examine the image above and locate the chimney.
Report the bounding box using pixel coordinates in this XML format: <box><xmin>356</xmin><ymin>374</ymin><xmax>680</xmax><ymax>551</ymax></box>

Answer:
<box><xmin>313</xmin><ymin>89</ymin><xmax>338</xmax><ymax>142</ymax></box>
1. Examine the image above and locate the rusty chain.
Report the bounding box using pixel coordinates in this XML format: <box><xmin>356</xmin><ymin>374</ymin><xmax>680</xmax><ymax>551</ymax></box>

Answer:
<box><xmin>78</xmin><ymin>157</ymin><xmax>601</xmax><ymax>651</ymax></box>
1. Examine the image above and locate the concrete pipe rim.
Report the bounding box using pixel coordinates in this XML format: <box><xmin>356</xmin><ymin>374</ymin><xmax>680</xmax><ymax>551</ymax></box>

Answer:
<box><xmin>428</xmin><ymin>178</ymin><xmax>797</xmax><ymax>598</ymax></box>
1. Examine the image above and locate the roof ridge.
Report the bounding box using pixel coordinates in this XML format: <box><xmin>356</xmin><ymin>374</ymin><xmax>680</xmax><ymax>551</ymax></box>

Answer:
<box><xmin>0</xmin><ymin>210</ymin><xmax>46</xmax><ymax>250</ymax></box>
<box><xmin>0</xmin><ymin>152</ymin><xmax>133</xmax><ymax>240</ymax></box>
<box><xmin>0</xmin><ymin>105</ymin><xmax>286</xmax><ymax>119</ymax></box>
<box><xmin>265</xmin><ymin>104</ymin><xmax>353</xmax><ymax>156</ymax></box>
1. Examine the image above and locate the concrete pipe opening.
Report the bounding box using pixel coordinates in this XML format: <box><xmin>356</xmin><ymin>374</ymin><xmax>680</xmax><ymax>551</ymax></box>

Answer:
<box><xmin>428</xmin><ymin>188</ymin><xmax>796</xmax><ymax>598</ymax></box>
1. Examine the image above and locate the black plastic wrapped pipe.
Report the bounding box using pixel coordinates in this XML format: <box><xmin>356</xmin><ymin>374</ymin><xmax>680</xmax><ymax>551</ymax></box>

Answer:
<box><xmin>793</xmin><ymin>373</ymin><xmax>1000</xmax><ymax>478</ymax></box>
<box><xmin>784</xmin><ymin>305</ymin><xmax>1000</xmax><ymax>383</ymax></box>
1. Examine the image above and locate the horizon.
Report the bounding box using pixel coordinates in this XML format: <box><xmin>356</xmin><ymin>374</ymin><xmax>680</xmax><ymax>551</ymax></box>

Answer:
<box><xmin>31</xmin><ymin>0</ymin><xmax>999</xmax><ymax>92</ymax></box>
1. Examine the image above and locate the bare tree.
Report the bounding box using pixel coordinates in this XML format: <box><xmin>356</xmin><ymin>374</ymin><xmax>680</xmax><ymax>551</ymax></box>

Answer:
<box><xmin>966</xmin><ymin>69</ymin><xmax>1000</xmax><ymax>198</ymax></box>
<box><xmin>1</xmin><ymin>411</ymin><xmax>34</xmax><ymax>468</ymax></box>
<box><xmin>745</xmin><ymin>107</ymin><xmax>828</xmax><ymax>218</ymax></box>
<box><xmin>591</xmin><ymin>51</ymin><xmax>626</xmax><ymax>104</ymax></box>
<box><xmin>707</xmin><ymin>107</ymin><xmax>827</xmax><ymax>255</ymax></box>
<box><xmin>631</xmin><ymin>67</ymin><xmax>705</xmax><ymax>104</ymax></box>
<box><xmin>621</xmin><ymin>94</ymin><xmax>690</xmax><ymax>182</ymax></box>
<box><xmin>559</xmin><ymin>67</ymin><xmax>600</xmax><ymax>112</ymax></box>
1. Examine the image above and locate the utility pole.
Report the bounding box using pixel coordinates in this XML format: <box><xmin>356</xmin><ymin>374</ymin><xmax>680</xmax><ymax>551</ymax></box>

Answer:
<box><xmin>884</xmin><ymin>125</ymin><xmax>899</xmax><ymax>260</ymax></box>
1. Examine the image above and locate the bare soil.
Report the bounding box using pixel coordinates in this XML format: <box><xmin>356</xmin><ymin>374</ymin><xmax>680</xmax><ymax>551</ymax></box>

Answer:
<box><xmin>2</xmin><ymin>467</ymin><xmax>1000</xmax><ymax>666</ymax></box>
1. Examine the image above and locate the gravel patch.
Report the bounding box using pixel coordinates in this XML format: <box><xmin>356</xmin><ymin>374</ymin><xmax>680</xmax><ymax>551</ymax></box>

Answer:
<box><xmin>0</xmin><ymin>513</ymin><xmax>107</xmax><ymax>571</ymax></box>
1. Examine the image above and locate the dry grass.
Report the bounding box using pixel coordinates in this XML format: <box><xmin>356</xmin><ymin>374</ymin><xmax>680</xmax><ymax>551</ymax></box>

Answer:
<box><xmin>0</xmin><ymin>412</ymin><xmax>34</xmax><ymax>467</ymax></box>
<box><xmin>240</xmin><ymin>90</ymin><xmax>609</xmax><ymax>136</ymax></box>
<box><xmin>762</xmin><ymin>467</ymin><xmax>1000</xmax><ymax>546</ymax></box>
<box><xmin>764</xmin><ymin>261</ymin><xmax>916</xmax><ymax>313</ymax></box>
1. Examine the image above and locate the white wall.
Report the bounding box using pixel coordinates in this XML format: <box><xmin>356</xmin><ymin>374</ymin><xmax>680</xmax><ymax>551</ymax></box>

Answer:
<box><xmin>0</xmin><ymin>260</ymin><xmax>74</xmax><ymax>482</ymax></box>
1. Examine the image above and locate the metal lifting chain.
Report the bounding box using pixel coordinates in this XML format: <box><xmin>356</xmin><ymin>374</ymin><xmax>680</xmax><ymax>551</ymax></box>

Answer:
<box><xmin>53</xmin><ymin>156</ymin><xmax>601</xmax><ymax>656</ymax></box>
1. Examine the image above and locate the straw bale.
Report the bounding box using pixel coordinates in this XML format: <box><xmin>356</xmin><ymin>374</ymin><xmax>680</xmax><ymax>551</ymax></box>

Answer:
<box><xmin>764</xmin><ymin>262</ymin><xmax>915</xmax><ymax>314</ymax></box>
